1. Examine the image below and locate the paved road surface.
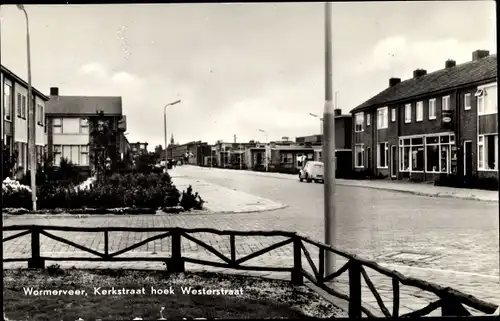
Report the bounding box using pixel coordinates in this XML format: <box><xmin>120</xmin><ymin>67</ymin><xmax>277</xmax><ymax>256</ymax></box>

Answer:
<box><xmin>3</xmin><ymin>166</ymin><xmax>499</xmax><ymax>315</ymax></box>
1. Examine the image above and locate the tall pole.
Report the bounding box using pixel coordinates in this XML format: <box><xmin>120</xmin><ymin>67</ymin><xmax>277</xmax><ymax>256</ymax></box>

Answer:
<box><xmin>323</xmin><ymin>1</ymin><xmax>336</xmax><ymax>275</ymax></box>
<box><xmin>18</xmin><ymin>5</ymin><xmax>36</xmax><ymax>211</ymax></box>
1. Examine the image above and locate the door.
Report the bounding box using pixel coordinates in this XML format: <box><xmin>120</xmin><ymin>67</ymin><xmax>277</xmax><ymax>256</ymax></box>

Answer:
<box><xmin>391</xmin><ymin>145</ymin><xmax>397</xmax><ymax>178</ymax></box>
<box><xmin>367</xmin><ymin>147</ymin><xmax>372</xmax><ymax>172</ymax></box>
<box><xmin>463</xmin><ymin>141</ymin><xmax>472</xmax><ymax>177</ymax></box>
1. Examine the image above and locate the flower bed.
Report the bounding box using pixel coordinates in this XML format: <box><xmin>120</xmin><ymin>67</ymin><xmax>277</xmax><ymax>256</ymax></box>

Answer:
<box><xmin>2</xmin><ymin>172</ymin><xmax>203</xmax><ymax>214</ymax></box>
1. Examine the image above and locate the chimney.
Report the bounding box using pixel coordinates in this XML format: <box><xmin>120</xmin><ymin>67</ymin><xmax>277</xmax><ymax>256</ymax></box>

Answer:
<box><xmin>389</xmin><ymin>78</ymin><xmax>401</xmax><ymax>87</ymax></box>
<box><xmin>50</xmin><ymin>87</ymin><xmax>59</xmax><ymax>96</ymax></box>
<box><xmin>334</xmin><ymin>109</ymin><xmax>341</xmax><ymax>116</ymax></box>
<box><xmin>472</xmin><ymin>50</ymin><xmax>489</xmax><ymax>61</ymax></box>
<box><xmin>445</xmin><ymin>59</ymin><xmax>456</xmax><ymax>69</ymax></box>
<box><xmin>413</xmin><ymin>69</ymin><xmax>427</xmax><ymax>78</ymax></box>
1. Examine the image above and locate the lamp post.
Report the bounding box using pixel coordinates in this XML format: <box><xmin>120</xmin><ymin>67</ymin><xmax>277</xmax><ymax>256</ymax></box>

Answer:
<box><xmin>309</xmin><ymin>113</ymin><xmax>324</xmax><ymax>136</ymax></box>
<box><xmin>258</xmin><ymin>129</ymin><xmax>268</xmax><ymax>172</ymax></box>
<box><xmin>163</xmin><ymin>99</ymin><xmax>181</xmax><ymax>163</ymax></box>
<box><xmin>17</xmin><ymin>4</ymin><xmax>36</xmax><ymax>211</ymax></box>
<box><xmin>323</xmin><ymin>1</ymin><xmax>336</xmax><ymax>275</ymax></box>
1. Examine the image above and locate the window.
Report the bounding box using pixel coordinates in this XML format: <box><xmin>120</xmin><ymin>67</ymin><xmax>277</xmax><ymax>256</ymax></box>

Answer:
<box><xmin>464</xmin><ymin>93</ymin><xmax>471</xmax><ymax>110</ymax></box>
<box><xmin>21</xmin><ymin>95</ymin><xmax>26</xmax><ymax>118</ymax></box>
<box><xmin>354</xmin><ymin>144</ymin><xmax>364</xmax><ymax>167</ymax></box>
<box><xmin>62</xmin><ymin>118</ymin><xmax>80</xmax><ymax>134</ymax></box>
<box><xmin>80</xmin><ymin>118</ymin><xmax>89</xmax><ymax>134</ymax></box>
<box><xmin>411</xmin><ymin>146</ymin><xmax>424</xmax><ymax>171</ymax></box>
<box><xmin>37</xmin><ymin>104</ymin><xmax>44</xmax><ymax>125</ymax></box>
<box><xmin>17</xmin><ymin>93</ymin><xmax>22</xmax><ymax>117</ymax></box>
<box><xmin>478</xmin><ymin>134</ymin><xmax>498</xmax><ymax>170</ymax></box>
<box><xmin>477</xmin><ymin>84</ymin><xmax>497</xmax><ymax>115</ymax></box>
<box><xmin>3</xmin><ymin>82</ymin><xmax>12</xmax><ymax>120</ymax></box>
<box><xmin>416</xmin><ymin>101</ymin><xmax>423</xmax><ymax>121</ymax></box>
<box><xmin>428</xmin><ymin>99</ymin><xmax>436</xmax><ymax>120</ymax></box>
<box><xmin>366</xmin><ymin>113</ymin><xmax>371</xmax><ymax>126</ymax></box>
<box><xmin>426</xmin><ymin>145</ymin><xmax>439</xmax><ymax>172</ymax></box>
<box><xmin>53</xmin><ymin>118</ymin><xmax>62</xmax><ymax>134</ymax></box>
<box><xmin>442</xmin><ymin>95</ymin><xmax>450</xmax><ymax>111</ymax></box>
<box><xmin>399</xmin><ymin>137</ymin><xmax>424</xmax><ymax>172</ymax></box>
<box><xmin>391</xmin><ymin>108</ymin><xmax>396</xmax><ymax>122</ymax></box>
<box><xmin>377</xmin><ymin>142</ymin><xmax>388</xmax><ymax>168</ymax></box>
<box><xmin>354</xmin><ymin>113</ymin><xmax>364</xmax><ymax>132</ymax></box>
<box><xmin>404</xmin><ymin>104</ymin><xmax>411</xmax><ymax>123</ymax></box>
<box><xmin>280</xmin><ymin>152</ymin><xmax>293</xmax><ymax>163</ymax></box>
<box><xmin>377</xmin><ymin>107</ymin><xmax>388</xmax><ymax>129</ymax></box>
<box><xmin>53</xmin><ymin>145</ymin><xmax>62</xmax><ymax>166</ymax></box>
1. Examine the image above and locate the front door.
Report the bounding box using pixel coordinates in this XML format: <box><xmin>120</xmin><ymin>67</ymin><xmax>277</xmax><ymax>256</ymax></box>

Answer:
<box><xmin>367</xmin><ymin>147</ymin><xmax>372</xmax><ymax>172</ymax></box>
<box><xmin>463</xmin><ymin>141</ymin><xmax>473</xmax><ymax>177</ymax></box>
<box><xmin>391</xmin><ymin>145</ymin><xmax>397</xmax><ymax>178</ymax></box>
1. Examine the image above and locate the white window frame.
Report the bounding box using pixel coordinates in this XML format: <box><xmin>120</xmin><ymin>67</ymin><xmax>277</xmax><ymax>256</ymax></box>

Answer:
<box><xmin>404</xmin><ymin>104</ymin><xmax>411</xmax><ymax>123</ymax></box>
<box><xmin>37</xmin><ymin>104</ymin><xmax>44</xmax><ymax>125</ymax></box>
<box><xmin>3</xmin><ymin>81</ymin><xmax>12</xmax><ymax>121</ymax></box>
<box><xmin>377</xmin><ymin>142</ymin><xmax>388</xmax><ymax>168</ymax></box>
<box><xmin>478</xmin><ymin>134</ymin><xmax>498</xmax><ymax>171</ymax></box>
<box><xmin>391</xmin><ymin>108</ymin><xmax>396</xmax><ymax>122</ymax></box>
<box><xmin>366</xmin><ymin>113</ymin><xmax>371</xmax><ymax>126</ymax></box>
<box><xmin>80</xmin><ymin>145</ymin><xmax>89</xmax><ymax>166</ymax></box>
<box><xmin>80</xmin><ymin>118</ymin><xmax>89</xmax><ymax>134</ymax></box>
<box><xmin>354</xmin><ymin>144</ymin><xmax>364</xmax><ymax>168</ymax></box>
<box><xmin>399</xmin><ymin>137</ymin><xmax>425</xmax><ymax>173</ymax></box>
<box><xmin>477</xmin><ymin>83</ymin><xmax>497</xmax><ymax>116</ymax></box>
<box><xmin>416</xmin><ymin>101</ymin><xmax>423</xmax><ymax>122</ymax></box>
<box><xmin>16</xmin><ymin>93</ymin><xmax>22</xmax><ymax>118</ymax></box>
<box><xmin>428</xmin><ymin>98</ymin><xmax>436</xmax><ymax>120</ymax></box>
<box><xmin>377</xmin><ymin>107</ymin><xmax>388</xmax><ymax>129</ymax></box>
<box><xmin>464</xmin><ymin>93</ymin><xmax>471</xmax><ymax>110</ymax></box>
<box><xmin>53</xmin><ymin>118</ymin><xmax>62</xmax><ymax>134</ymax></box>
<box><xmin>21</xmin><ymin>95</ymin><xmax>27</xmax><ymax>118</ymax></box>
<box><xmin>280</xmin><ymin>152</ymin><xmax>293</xmax><ymax>164</ymax></box>
<box><xmin>442</xmin><ymin>95</ymin><xmax>450</xmax><ymax>111</ymax></box>
<box><xmin>354</xmin><ymin>112</ymin><xmax>364</xmax><ymax>132</ymax></box>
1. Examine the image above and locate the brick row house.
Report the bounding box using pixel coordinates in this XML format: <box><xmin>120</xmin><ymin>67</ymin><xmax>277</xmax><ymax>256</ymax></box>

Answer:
<box><xmin>45</xmin><ymin>87</ymin><xmax>128</xmax><ymax>175</ymax></box>
<box><xmin>1</xmin><ymin>65</ymin><xmax>48</xmax><ymax>175</ymax></box>
<box><xmin>350</xmin><ymin>50</ymin><xmax>497</xmax><ymax>182</ymax></box>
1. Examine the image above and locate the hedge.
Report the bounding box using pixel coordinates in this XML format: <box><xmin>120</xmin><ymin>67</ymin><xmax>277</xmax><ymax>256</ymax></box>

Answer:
<box><xmin>2</xmin><ymin>172</ymin><xmax>204</xmax><ymax>212</ymax></box>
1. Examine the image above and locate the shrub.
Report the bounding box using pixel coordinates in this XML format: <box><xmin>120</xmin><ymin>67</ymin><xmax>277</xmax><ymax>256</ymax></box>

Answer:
<box><xmin>435</xmin><ymin>174</ymin><xmax>499</xmax><ymax>191</ymax></box>
<box><xmin>2</xmin><ymin>178</ymin><xmax>32</xmax><ymax>209</ymax></box>
<box><xmin>179</xmin><ymin>185</ymin><xmax>204</xmax><ymax>211</ymax></box>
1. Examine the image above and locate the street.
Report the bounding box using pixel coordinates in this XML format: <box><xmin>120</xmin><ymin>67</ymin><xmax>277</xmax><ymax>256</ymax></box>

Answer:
<box><xmin>3</xmin><ymin>165</ymin><xmax>499</xmax><ymax>311</ymax></box>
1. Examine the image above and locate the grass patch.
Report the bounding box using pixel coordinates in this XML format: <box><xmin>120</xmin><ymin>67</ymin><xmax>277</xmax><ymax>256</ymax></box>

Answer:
<box><xmin>3</xmin><ymin>268</ymin><xmax>345</xmax><ymax>320</ymax></box>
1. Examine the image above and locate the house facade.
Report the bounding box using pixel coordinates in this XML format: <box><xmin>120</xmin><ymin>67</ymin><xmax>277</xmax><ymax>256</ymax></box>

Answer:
<box><xmin>45</xmin><ymin>87</ymin><xmax>127</xmax><ymax>173</ymax></box>
<box><xmin>1</xmin><ymin>65</ymin><xmax>48</xmax><ymax>175</ymax></box>
<box><xmin>295</xmin><ymin>110</ymin><xmax>353</xmax><ymax>175</ymax></box>
<box><xmin>350</xmin><ymin>50</ymin><xmax>497</xmax><ymax>182</ymax></box>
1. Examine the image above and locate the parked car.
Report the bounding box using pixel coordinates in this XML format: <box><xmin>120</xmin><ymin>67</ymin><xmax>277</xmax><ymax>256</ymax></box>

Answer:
<box><xmin>299</xmin><ymin>161</ymin><xmax>324</xmax><ymax>183</ymax></box>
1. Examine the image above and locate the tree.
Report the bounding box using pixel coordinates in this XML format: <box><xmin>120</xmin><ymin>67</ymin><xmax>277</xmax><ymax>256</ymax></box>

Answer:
<box><xmin>2</xmin><ymin>144</ymin><xmax>18</xmax><ymax>181</ymax></box>
<box><xmin>88</xmin><ymin>111</ymin><xmax>120</xmax><ymax>183</ymax></box>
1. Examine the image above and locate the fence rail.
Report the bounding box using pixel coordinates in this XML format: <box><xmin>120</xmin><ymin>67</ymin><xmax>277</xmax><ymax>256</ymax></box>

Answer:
<box><xmin>3</xmin><ymin>225</ymin><xmax>498</xmax><ymax>318</ymax></box>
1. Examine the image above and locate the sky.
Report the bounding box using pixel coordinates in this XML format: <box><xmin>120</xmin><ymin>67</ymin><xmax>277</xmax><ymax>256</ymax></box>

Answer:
<box><xmin>0</xmin><ymin>2</ymin><xmax>496</xmax><ymax>149</ymax></box>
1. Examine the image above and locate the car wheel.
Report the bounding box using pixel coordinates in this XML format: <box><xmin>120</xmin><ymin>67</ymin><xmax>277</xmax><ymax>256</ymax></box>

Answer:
<box><xmin>299</xmin><ymin>174</ymin><xmax>303</xmax><ymax>182</ymax></box>
<box><xmin>306</xmin><ymin>173</ymin><xmax>312</xmax><ymax>183</ymax></box>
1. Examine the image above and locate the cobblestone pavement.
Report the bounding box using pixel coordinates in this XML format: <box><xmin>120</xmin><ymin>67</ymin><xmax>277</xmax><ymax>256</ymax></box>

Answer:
<box><xmin>3</xmin><ymin>165</ymin><xmax>499</xmax><ymax>314</ymax></box>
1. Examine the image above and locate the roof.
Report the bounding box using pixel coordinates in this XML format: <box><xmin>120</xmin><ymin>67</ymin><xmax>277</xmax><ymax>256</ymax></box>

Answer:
<box><xmin>46</xmin><ymin>95</ymin><xmax>122</xmax><ymax>115</ymax></box>
<box><xmin>351</xmin><ymin>54</ymin><xmax>497</xmax><ymax>113</ymax></box>
<box><xmin>1</xmin><ymin>65</ymin><xmax>49</xmax><ymax>101</ymax></box>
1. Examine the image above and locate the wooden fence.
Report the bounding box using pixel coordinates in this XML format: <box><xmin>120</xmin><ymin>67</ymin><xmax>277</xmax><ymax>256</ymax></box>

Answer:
<box><xmin>3</xmin><ymin>225</ymin><xmax>498</xmax><ymax>318</ymax></box>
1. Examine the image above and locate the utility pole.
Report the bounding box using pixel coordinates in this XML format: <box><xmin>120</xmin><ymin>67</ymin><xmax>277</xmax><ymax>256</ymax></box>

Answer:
<box><xmin>323</xmin><ymin>1</ymin><xmax>336</xmax><ymax>275</ymax></box>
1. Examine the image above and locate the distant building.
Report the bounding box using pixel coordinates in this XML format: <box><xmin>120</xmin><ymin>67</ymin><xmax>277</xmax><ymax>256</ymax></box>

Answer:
<box><xmin>350</xmin><ymin>50</ymin><xmax>497</xmax><ymax>182</ymax></box>
<box><xmin>45</xmin><ymin>87</ymin><xmax>127</xmax><ymax>173</ymax></box>
<box><xmin>167</xmin><ymin>141</ymin><xmax>210</xmax><ymax>166</ymax></box>
<box><xmin>1</xmin><ymin>65</ymin><xmax>49</xmax><ymax>175</ymax></box>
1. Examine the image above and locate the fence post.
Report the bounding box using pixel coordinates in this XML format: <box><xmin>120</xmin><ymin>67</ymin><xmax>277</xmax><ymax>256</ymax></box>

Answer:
<box><xmin>348</xmin><ymin>260</ymin><xmax>362</xmax><ymax>318</ymax></box>
<box><xmin>28</xmin><ymin>227</ymin><xmax>44</xmax><ymax>269</ymax></box>
<box><xmin>166</xmin><ymin>228</ymin><xmax>184</xmax><ymax>273</ymax></box>
<box><xmin>291</xmin><ymin>235</ymin><xmax>303</xmax><ymax>285</ymax></box>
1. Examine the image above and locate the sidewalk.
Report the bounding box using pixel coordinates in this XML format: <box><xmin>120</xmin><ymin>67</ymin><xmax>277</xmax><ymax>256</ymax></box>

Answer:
<box><xmin>190</xmin><ymin>166</ymin><xmax>498</xmax><ymax>202</ymax></box>
<box><xmin>170</xmin><ymin>172</ymin><xmax>287</xmax><ymax>214</ymax></box>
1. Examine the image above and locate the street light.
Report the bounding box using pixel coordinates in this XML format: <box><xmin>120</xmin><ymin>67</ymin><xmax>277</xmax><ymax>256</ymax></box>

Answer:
<box><xmin>17</xmin><ymin>4</ymin><xmax>36</xmax><ymax>211</ymax></box>
<box><xmin>323</xmin><ymin>1</ymin><xmax>336</xmax><ymax>275</ymax></box>
<box><xmin>258</xmin><ymin>129</ymin><xmax>269</xmax><ymax>172</ymax></box>
<box><xmin>163</xmin><ymin>99</ymin><xmax>181</xmax><ymax>162</ymax></box>
<box><xmin>309</xmin><ymin>113</ymin><xmax>324</xmax><ymax>136</ymax></box>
